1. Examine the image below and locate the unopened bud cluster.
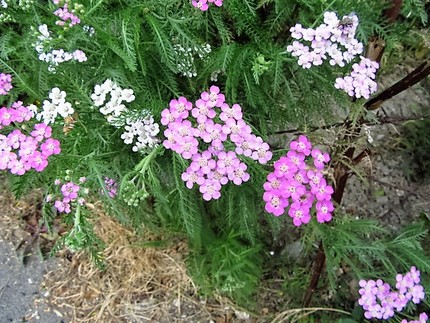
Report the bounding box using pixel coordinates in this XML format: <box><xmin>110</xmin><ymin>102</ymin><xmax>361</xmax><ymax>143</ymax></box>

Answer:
<box><xmin>122</xmin><ymin>181</ymin><xmax>149</xmax><ymax>207</ymax></box>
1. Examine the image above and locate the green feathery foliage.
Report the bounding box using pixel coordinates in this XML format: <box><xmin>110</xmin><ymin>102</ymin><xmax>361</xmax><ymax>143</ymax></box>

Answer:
<box><xmin>317</xmin><ymin>216</ymin><xmax>430</xmax><ymax>291</ymax></box>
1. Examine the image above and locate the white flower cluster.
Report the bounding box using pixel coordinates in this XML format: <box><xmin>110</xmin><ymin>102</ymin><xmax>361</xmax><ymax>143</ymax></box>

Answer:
<box><xmin>83</xmin><ymin>25</ymin><xmax>95</xmax><ymax>37</ymax></box>
<box><xmin>0</xmin><ymin>1</ymin><xmax>12</xmax><ymax>22</ymax></box>
<box><xmin>91</xmin><ymin>80</ymin><xmax>160</xmax><ymax>153</ymax></box>
<box><xmin>287</xmin><ymin>12</ymin><xmax>363</xmax><ymax>69</ymax></box>
<box><xmin>121</xmin><ymin>114</ymin><xmax>160</xmax><ymax>152</ymax></box>
<box><xmin>91</xmin><ymin>79</ymin><xmax>135</xmax><ymax>124</ymax></box>
<box><xmin>210</xmin><ymin>69</ymin><xmax>222</xmax><ymax>82</ymax></box>
<box><xmin>173</xmin><ymin>43</ymin><xmax>211</xmax><ymax>77</ymax></box>
<box><xmin>0</xmin><ymin>13</ymin><xmax>12</xmax><ymax>23</ymax></box>
<box><xmin>32</xmin><ymin>87</ymin><xmax>75</xmax><ymax>124</ymax></box>
<box><xmin>32</xmin><ymin>24</ymin><xmax>87</xmax><ymax>72</ymax></box>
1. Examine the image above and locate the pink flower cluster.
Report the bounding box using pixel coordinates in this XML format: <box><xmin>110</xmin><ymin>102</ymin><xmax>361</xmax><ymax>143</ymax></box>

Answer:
<box><xmin>287</xmin><ymin>11</ymin><xmax>363</xmax><ymax>69</ymax></box>
<box><xmin>335</xmin><ymin>56</ymin><xmax>379</xmax><ymax>99</ymax></box>
<box><xmin>162</xmin><ymin>85</ymin><xmax>272</xmax><ymax>201</ymax></box>
<box><xmin>53</xmin><ymin>3</ymin><xmax>81</xmax><ymax>27</ymax></box>
<box><xmin>402</xmin><ymin>313</ymin><xmax>428</xmax><ymax>323</ymax></box>
<box><xmin>52</xmin><ymin>178</ymin><xmax>86</xmax><ymax>213</ymax></box>
<box><xmin>358</xmin><ymin>266</ymin><xmax>426</xmax><ymax>320</ymax></box>
<box><xmin>102</xmin><ymin>177</ymin><xmax>118</xmax><ymax>198</ymax></box>
<box><xmin>0</xmin><ymin>73</ymin><xmax>13</xmax><ymax>95</ymax></box>
<box><xmin>0</xmin><ymin>102</ymin><xmax>61</xmax><ymax>175</ymax></box>
<box><xmin>192</xmin><ymin>0</ymin><xmax>223</xmax><ymax>11</ymax></box>
<box><xmin>263</xmin><ymin>135</ymin><xmax>333</xmax><ymax>226</ymax></box>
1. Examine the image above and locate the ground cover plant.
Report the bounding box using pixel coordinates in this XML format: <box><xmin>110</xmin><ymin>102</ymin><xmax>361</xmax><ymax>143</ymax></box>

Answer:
<box><xmin>1</xmin><ymin>0</ymin><xmax>430</xmax><ymax>321</ymax></box>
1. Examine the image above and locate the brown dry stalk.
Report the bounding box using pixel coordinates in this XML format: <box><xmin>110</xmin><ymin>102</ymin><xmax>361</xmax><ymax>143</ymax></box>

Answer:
<box><xmin>365</xmin><ymin>61</ymin><xmax>430</xmax><ymax>110</ymax></box>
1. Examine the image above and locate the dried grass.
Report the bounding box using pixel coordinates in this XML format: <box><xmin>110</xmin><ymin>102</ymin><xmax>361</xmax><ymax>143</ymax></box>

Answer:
<box><xmin>0</xmin><ymin>180</ymin><xmax>252</xmax><ymax>322</ymax></box>
<box><xmin>43</xmin><ymin>204</ymin><xmax>221</xmax><ymax>322</ymax></box>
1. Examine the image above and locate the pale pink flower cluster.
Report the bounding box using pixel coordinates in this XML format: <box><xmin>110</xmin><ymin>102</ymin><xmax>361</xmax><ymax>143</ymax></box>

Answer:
<box><xmin>335</xmin><ymin>56</ymin><xmax>379</xmax><ymax>99</ymax></box>
<box><xmin>263</xmin><ymin>135</ymin><xmax>333</xmax><ymax>226</ymax></box>
<box><xmin>287</xmin><ymin>11</ymin><xmax>380</xmax><ymax>99</ymax></box>
<box><xmin>0</xmin><ymin>102</ymin><xmax>61</xmax><ymax>175</ymax></box>
<box><xmin>51</xmin><ymin>177</ymin><xmax>86</xmax><ymax>213</ymax></box>
<box><xmin>33</xmin><ymin>24</ymin><xmax>87</xmax><ymax>72</ymax></box>
<box><xmin>192</xmin><ymin>0</ymin><xmax>223</xmax><ymax>12</ymax></box>
<box><xmin>402</xmin><ymin>313</ymin><xmax>428</xmax><ymax>323</ymax></box>
<box><xmin>358</xmin><ymin>267</ymin><xmax>426</xmax><ymax>320</ymax></box>
<box><xmin>38</xmin><ymin>48</ymin><xmax>87</xmax><ymax>71</ymax></box>
<box><xmin>101</xmin><ymin>177</ymin><xmax>118</xmax><ymax>199</ymax></box>
<box><xmin>287</xmin><ymin>11</ymin><xmax>363</xmax><ymax>69</ymax></box>
<box><xmin>162</xmin><ymin>85</ymin><xmax>272</xmax><ymax>201</ymax></box>
<box><xmin>53</xmin><ymin>2</ymin><xmax>81</xmax><ymax>27</ymax></box>
<box><xmin>0</xmin><ymin>73</ymin><xmax>13</xmax><ymax>95</ymax></box>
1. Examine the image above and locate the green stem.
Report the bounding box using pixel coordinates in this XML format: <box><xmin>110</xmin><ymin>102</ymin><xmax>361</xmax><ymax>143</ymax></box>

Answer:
<box><xmin>57</xmin><ymin>151</ymin><xmax>121</xmax><ymax>160</ymax></box>
<box><xmin>134</xmin><ymin>145</ymin><xmax>161</xmax><ymax>174</ymax></box>
<box><xmin>85</xmin><ymin>0</ymin><xmax>105</xmax><ymax>17</ymax></box>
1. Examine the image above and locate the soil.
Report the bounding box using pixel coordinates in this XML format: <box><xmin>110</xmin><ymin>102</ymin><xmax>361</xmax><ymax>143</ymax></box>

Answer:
<box><xmin>0</xmin><ymin>182</ymin><xmax>67</xmax><ymax>323</ymax></box>
<box><xmin>342</xmin><ymin>65</ymin><xmax>430</xmax><ymax>226</ymax></box>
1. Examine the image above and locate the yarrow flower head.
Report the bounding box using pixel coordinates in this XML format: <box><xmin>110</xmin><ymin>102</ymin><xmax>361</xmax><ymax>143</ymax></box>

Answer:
<box><xmin>335</xmin><ymin>56</ymin><xmax>379</xmax><ymax>99</ymax></box>
<box><xmin>263</xmin><ymin>135</ymin><xmax>333</xmax><ymax>226</ymax></box>
<box><xmin>173</xmin><ymin>43</ymin><xmax>211</xmax><ymax>78</ymax></box>
<box><xmin>93</xmin><ymin>80</ymin><xmax>160</xmax><ymax>154</ymax></box>
<box><xmin>0</xmin><ymin>73</ymin><xmax>13</xmax><ymax>95</ymax></box>
<box><xmin>287</xmin><ymin>11</ymin><xmax>379</xmax><ymax>99</ymax></box>
<box><xmin>162</xmin><ymin>85</ymin><xmax>272</xmax><ymax>201</ymax></box>
<box><xmin>32</xmin><ymin>87</ymin><xmax>75</xmax><ymax>125</ymax></box>
<box><xmin>49</xmin><ymin>173</ymin><xmax>116</xmax><ymax>216</ymax></box>
<box><xmin>102</xmin><ymin>177</ymin><xmax>118</xmax><ymax>199</ymax></box>
<box><xmin>0</xmin><ymin>108</ymin><xmax>61</xmax><ymax>175</ymax></box>
<box><xmin>31</xmin><ymin>18</ymin><xmax>87</xmax><ymax>72</ymax></box>
<box><xmin>0</xmin><ymin>76</ymin><xmax>61</xmax><ymax>176</ymax></box>
<box><xmin>120</xmin><ymin>113</ymin><xmax>160</xmax><ymax>153</ymax></box>
<box><xmin>192</xmin><ymin>0</ymin><xmax>222</xmax><ymax>11</ymax></box>
<box><xmin>401</xmin><ymin>312</ymin><xmax>428</xmax><ymax>323</ymax></box>
<box><xmin>358</xmin><ymin>267</ymin><xmax>426</xmax><ymax>321</ymax></box>
<box><xmin>50</xmin><ymin>178</ymin><xmax>85</xmax><ymax>214</ymax></box>
<box><xmin>92</xmin><ymin>79</ymin><xmax>134</xmax><ymax>122</ymax></box>
<box><xmin>287</xmin><ymin>11</ymin><xmax>363</xmax><ymax>69</ymax></box>
<box><xmin>53</xmin><ymin>2</ymin><xmax>81</xmax><ymax>27</ymax></box>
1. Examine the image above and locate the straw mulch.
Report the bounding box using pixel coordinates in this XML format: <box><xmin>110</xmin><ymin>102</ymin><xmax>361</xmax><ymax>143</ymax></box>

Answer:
<box><xmin>0</xmin><ymin>179</ymin><xmax>253</xmax><ymax>322</ymax></box>
<box><xmin>42</xmin><ymin>205</ymin><xmax>239</xmax><ymax>322</ymax></box>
